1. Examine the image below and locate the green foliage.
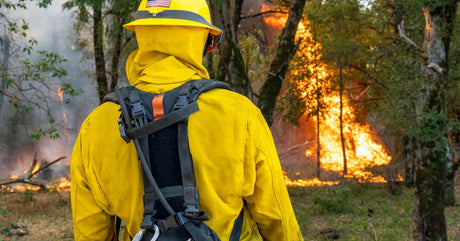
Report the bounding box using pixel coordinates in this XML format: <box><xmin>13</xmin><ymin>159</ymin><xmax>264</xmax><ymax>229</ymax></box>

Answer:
<box><xmin>0</xmin><ymin>204</ymin><xmax>10</xmax><ymax>237</ymax></box>
<box><xmin>0</xmin><ymin>0</ymin><xmax>80</xmax><ymax>140</ymax></box>
<box><xmin>313</xmin><ymin>186</ymin><xmax>353</xmax><ymax>214</ymax></box>
<box><xmin>290</xmin><ymin>183</ymin><xmax>415</xmax><ymax>240</ymax></box>
<box><xmin>0</xmin><ymin>206</ymin><xmax>8</xmax><ymax>217</ymax></box>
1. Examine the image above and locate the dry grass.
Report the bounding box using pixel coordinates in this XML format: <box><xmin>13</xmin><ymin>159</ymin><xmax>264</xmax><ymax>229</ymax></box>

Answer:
<box><xmin>0</xmin><ymin>190</ymin><xmax>72</xmax><ymax>241</ymax></box>
<box><xmin>0</xmin><ymin>175</ymin><xmax>460</xmax><ymax>241</ymax></box>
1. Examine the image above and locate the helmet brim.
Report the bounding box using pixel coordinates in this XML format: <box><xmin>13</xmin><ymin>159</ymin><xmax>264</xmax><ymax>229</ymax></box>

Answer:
<box><xmin>123</xmin><ymin>18</ymin><xmax>222</xmax><ymax>36</ymax></box>
<box><xmin>123</xmin><ymin>10</ymin><xmax>222</xmax><ymax>36</ymax></box>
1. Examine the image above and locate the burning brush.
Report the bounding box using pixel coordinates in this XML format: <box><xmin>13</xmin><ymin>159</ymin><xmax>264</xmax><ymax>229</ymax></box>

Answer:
<box><xmin>0</xmin><ymin>154</ymin><xmax>70</xmax><ymax>192</ymax></box>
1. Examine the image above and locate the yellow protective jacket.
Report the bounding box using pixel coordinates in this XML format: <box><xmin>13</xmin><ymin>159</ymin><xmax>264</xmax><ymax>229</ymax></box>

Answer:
<box><xmin>71</xmin><ymin>26</ymin><xmax>302</xmax><ymax>241</ymax></box>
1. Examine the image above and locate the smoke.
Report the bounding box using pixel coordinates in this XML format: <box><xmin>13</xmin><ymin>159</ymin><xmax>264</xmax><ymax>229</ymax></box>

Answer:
<box><xmin>0</xmin><ymin>0</ymin><xmax>99</xmax><ymax>178</ymax></box>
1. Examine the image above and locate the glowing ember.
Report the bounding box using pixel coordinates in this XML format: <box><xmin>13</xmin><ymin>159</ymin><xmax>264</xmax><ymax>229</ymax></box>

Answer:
<box><xmin>10</xmin><ymin>175</ymin><xmax>18</xmax><ymax>179</ymax></box>
<box><xmin>263</xmin><ymin>5</ymin><xmax>396</xmax><ymax>186</ymax></box>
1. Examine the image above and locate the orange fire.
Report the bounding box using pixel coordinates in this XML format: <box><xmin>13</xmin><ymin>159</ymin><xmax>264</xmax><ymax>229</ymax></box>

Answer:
<box><xmin>263</xmin><ymin>5</ymin><xmax>399</xmax><ymax>186</ymax></box>
<box><xmin>4</xmin><ymin>162</ymin><xmax>71</xmax><ymax>192</ymax></box>
<box><xmin>31</xmin><ymin>162</ymin><xmax>40</xmax><ymax>177</ymax></box>
<box><xmin>55</xmin><ymin>177</ymin><xmax>71</xmax><ymax>191</ymax></box>
<box><xmin>58</xmin><ymin>87</ymin><xmax>68</xmax><ymax>125</ymax></box>
<box><xmin>58</xmin><ymin>87</ymin><xmax>64</xmax><ymax>102</ymax></box>
<box><xmin>261</xmin><ymin>4</ymin><xmax>287</xmax><ymax>29</ymax></box>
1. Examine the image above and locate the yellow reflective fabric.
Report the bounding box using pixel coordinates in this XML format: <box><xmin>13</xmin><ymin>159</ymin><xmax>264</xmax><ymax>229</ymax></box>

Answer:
<box><xmin>71</xmin><ymin>25</ymin><xmax>302</xmax><ymax>241</ymax></box>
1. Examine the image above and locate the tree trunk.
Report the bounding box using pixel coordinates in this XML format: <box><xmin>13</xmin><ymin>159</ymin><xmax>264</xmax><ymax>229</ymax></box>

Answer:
<box><xmin>404</xmin><ymin>136</ymin><xmax>418</xmax><ymax>188</ymax></box>
<box><xmin>209</xmin><ymin>0</ymin><xmax>252</xmax><ymax>99</ymax></box>
<box><xmin>109</xmin><ymin>15</ymin><xmax>123</xmax><ymax>92</ymax></box>
<box><xmin>258</xmin><ymin>0</ymin><xmax>307</xmax><ymax>126</ymax></box>
<box><xmin>444</xmin><ymin>158</ymin><xmax>459</xmax><ymax>206</ymax></box>
<box><xmin>445</xmin><ymin>134</ymin><xmax>459</xmax><ymax>206</ymax></box>
<box><xmin>339</xmin><ymin>67</ymin><xmax>347</xmax><ymax>176</ymax></box>
<box><xmin>0</xmin><ymin>36</ymin><xmax>10</xmax><ymax>118</ymax></box>
<box><xmin>412</xmin><ymin>4</ymin><xmax>457</xmax><ymax>240</ymax></box>
<box><xmin>316</xmin><ymin>111</ymin><xmax>321</xmax><ymax>179</ymax></box>
<box><xmin>93</xmin><ymin>2</ymin><xmax>108</xmax><ymax>104</ymax></box>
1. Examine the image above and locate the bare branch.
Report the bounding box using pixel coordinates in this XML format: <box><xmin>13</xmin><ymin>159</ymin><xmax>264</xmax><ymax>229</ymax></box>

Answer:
<box><xmin>240</xmin><ymin>10</ymin><xmax>288</xmax><ymax>20</ymax></box>
<box><xmin>28</xmin><ymin>156</ymin><xmax>66</xmax><ymax>179</ymax></box>
<box><xmin>0</xmin><ymin>179</ymin><xmax>47</xmax><ymax>190</ymax></box>
<box><xmin>398</xmin><ymin>20</ymin><xmax>444</xmax><ymax>74</ymax></box>
<box><xmin>397</xmin><ymin>20</ymin><xmax>421</xmax><ymax>50</ymax></box>
<box><xmin>427</xmin><ymin>63</ymin><xmax>444</xmax><ymax>74</ymax></box>
<box><xmin>0</xmin><ymin>156</ymin><xmax>66</xmax><ymax>191</ymax></box>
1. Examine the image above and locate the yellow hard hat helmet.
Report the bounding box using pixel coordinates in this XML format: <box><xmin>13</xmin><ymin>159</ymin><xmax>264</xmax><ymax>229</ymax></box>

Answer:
<box><xmin>124</xmin><ymin>0</ymin><xmax>222</xmax><ymax>53</ymax></box>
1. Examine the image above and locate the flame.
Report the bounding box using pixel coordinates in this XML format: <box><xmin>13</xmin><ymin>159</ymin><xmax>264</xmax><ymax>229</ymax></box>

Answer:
<box><xmin>4</xmin><ymin>162</ymin><xmax>71</xmax><ymax>192</ymax></box>
<box><xmin>31</xmin><ymin>162</ymin><xmax>40</xmax><ymax>176</ymax></box>
<box><xmin>261</xmin><ymin>4</ymin><xmax>287</xmax><ymax>29</ymax></box>
<box><xmin>262</xmin><ymin>6</ymin><xmax>399</xmax><ymax>186</ymax></box>
<box><xmin>284</xmin><ymin>172</ymin><xmax>339</xmax><ymax>186</ymax></box>
<box><xmin>58</xmin><ymin>87</ymin><xmax>64</xmax><ymax>102</ymax></box>
<box><xmin>55</xmin><ymin>177</ymin><xmax>71</xmax><ymax>191</ymax></box>
<box><xmin>58</xmin><ymin>87</ymin><xmax>68</xmax><ymax>125</ymax></box>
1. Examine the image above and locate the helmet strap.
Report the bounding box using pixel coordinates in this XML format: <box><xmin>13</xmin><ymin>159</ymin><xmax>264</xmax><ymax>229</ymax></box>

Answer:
<box><xmin>204</xmin><ymin>34</ymin><xmax>222</xmax><ymax>55</ymax></box>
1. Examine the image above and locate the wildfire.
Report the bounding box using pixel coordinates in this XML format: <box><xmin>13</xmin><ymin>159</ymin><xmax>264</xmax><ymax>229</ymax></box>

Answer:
<box><xmin>58</xmin><ymin>87</ymin><xmax>64</xmax><ymax>102</ymax></box>
<box><xmin>263</xmin><ymin>5</ymin><xmax>399</xmax><ymax>186</ymax></box>
<box><xmin>3</xmin><ymin>160</ymin><xmax>71</xmax><ymax>192</ymax></box>
<box><xmin>261</xmin><ymin>4</ymin><xmax>287</xmax><ymax>29</ymax></box>
<box><xmin>284</xmin><ymin>172</ymin><xmax>339</xmax><ymax>186</ymax></box>
<box><xmin>58</xmin><ymin>87</ymin><xmax>68</xmax><ymax>125</ymax></box>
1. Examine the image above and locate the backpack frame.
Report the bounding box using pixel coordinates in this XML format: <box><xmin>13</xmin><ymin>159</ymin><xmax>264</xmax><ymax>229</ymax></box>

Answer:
<box><xmin>106</xmin><ymin>79</ymin><xmax>243</xmax><ymax>241</ymax></box>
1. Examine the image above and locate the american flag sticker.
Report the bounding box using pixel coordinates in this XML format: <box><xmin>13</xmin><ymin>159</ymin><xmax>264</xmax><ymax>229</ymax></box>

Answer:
<box><xmin>146</xmin><ymin>0</ymin><xmax>171</xmax><ymax>8</ymax></box>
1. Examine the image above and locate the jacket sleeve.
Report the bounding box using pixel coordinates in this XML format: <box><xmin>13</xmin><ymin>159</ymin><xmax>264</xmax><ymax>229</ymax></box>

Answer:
<box><xmin>243</xmin><ymin>106</ymin><xmax>303</xmax><ymax>241</ymax></box>
<box><xmin>71</xmin><ymin>116</ymin><xmax>117</xmax><ymax>241</ymax></box>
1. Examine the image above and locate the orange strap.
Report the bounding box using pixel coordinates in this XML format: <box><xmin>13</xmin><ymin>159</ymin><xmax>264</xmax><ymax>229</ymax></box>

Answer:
<box><xmin>152</xmin><ymin>94</ymin><xmax>164</xmax><ymax>119</ymax></box>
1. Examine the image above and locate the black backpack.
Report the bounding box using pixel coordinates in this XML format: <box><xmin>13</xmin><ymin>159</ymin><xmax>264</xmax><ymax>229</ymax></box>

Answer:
<box><xmin>105</xmin><ymin>79</ymin><xmax>243</xmax><ymax>241</ymax></box>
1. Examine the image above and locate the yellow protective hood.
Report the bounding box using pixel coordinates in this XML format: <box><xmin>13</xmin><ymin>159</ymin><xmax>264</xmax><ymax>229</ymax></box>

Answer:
<box><xmin>126</xmin><ymin>25</ymin><xmax>210</xmax><ymax>93</ymax></box>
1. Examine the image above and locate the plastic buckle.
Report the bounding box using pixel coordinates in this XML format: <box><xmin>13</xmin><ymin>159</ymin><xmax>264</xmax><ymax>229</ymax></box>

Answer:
<box><xmin>173</xmin><ymin>94</ymin><xmax>189</xmax><ymax>111</ymax></box>
<box><xmin>131</xmin><ymin>100</ymin><xmax>147</xmax><ymax>127</ymax></box>
<box><xmin>174</xmin><ymin>213</ymin><xmax>187</xmax><ymax>225</ymax></box>
<box><xmin>118</xmin><ymin>118</ymin><xmax>131</xmax><ymax>143</ymax></box>
<box><xmin>184</xmin><ymin>205</ymin><xmax>201</xmax><ymax>218</ymax></box>
<box><xmin>140</xmin><ymin>214</ymin><xmax>155</xmax><ymax>230</ymax></box>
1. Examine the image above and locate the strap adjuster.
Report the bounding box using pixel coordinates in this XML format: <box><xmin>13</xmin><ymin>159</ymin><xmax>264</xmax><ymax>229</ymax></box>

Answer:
<box><xmin>118</xmin><ymin>117</ymin><xmax>131</xmax><ymax>143</ymax></box>
<box><xmin>173</xmin><ymin>94</ymin><xmax>189</xmax><ymax>111</ymax></box>
<box><xmin>131</xmin><ymin>100</ymin><xmax>147</xmax><ymax>127</ymax></box>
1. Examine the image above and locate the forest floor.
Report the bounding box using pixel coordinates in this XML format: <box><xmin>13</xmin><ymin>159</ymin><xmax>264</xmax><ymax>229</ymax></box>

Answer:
<box><xmin>0</xmin><ymin>175</ymin><xmax>459</xmax><ymax>241</ymax></box>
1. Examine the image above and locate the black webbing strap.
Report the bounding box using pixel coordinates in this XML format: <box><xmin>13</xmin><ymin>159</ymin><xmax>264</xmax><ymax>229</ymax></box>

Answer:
<box><xmin>229</xmin><ymin>208</ymin><xmax>244</xmax><ymax>241</ymax></box>
<box><xmin>115</xmin><ymin>216</ymin><xmax>122</xmax><ymax>241</ymax></box>
<box><xmin>175</xmin><ymin>84</ymin><xmax>201</xmax><ymax>216</ymax></box>
<box><xmin>126</xmin><ymin>103</ymin><xmax>199</xmax><ymax>139</ymax></box>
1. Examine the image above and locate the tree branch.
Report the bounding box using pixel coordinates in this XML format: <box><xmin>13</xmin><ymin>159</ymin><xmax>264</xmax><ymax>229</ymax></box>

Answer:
<box><xmin>240</xmin><ymin>10</ymin><xmax>288</xmax><ymax>20</ymax></box>
<box><xmin>0</xmin><ymin>156</ymin><xmax>66</xmax><ymax>191</ymax></box>
<box><xmin>397</xmin><ymin>19</ymin><xmax>444</xmax><ymax>74</ymax></box>
<box><xmin>28</xmin><ymin>156</ymin><xmax>66</xmax><ymax>179</ymax></box>
<box><xmin>397</xmin><ymin>20</ymin><xmax>421</xmax><ymax>50</ymax></box>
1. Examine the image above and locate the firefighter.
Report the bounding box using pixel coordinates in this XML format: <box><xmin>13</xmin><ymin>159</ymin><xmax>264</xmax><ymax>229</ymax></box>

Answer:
<box><xmin>70</xmin><ymin>0</ymin><xmax>303</xmax><ymax>240</ymax></box>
